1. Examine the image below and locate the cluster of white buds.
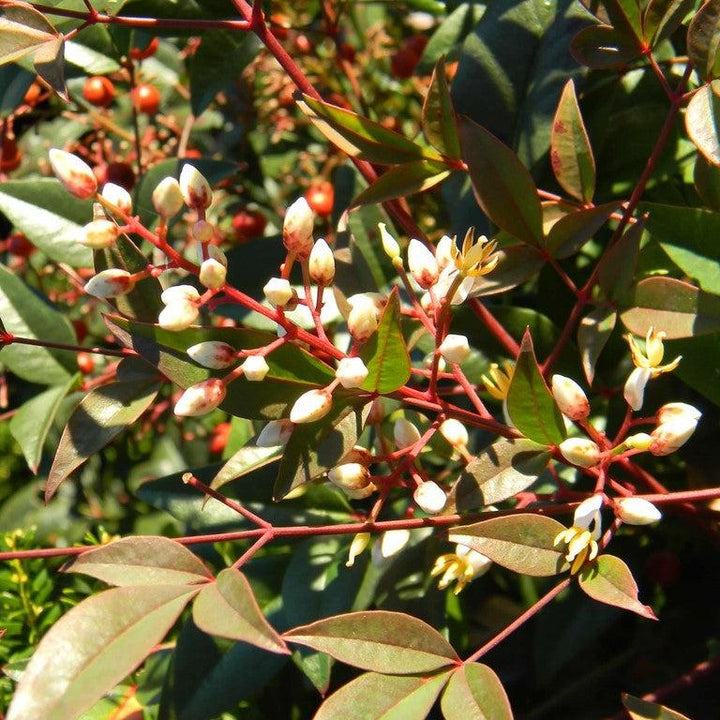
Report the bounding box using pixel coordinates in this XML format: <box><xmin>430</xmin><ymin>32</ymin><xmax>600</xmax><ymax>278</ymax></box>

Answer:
<box><xmin>283</xmin><ymin>197</ymin><xmax>315</xmax><ymax>259</ymax></box>
<box><xmin>158</xmin><ymin>285</ymin><xmax>200</xmax><ymax>331</ymax></box>
<box><xmin>173</xmin><ymin>378</ymin><xmax>226</xmax><ymax>417</ymax></box>
<box><xmin>84</xmin><ymin>269</ymin><xmax>136</xmax><ymax>299</ymax></box>
<box><xmin>187</xmin><ymin>341</ymin><xmax>236</xmax><ymax>369</ymax></box>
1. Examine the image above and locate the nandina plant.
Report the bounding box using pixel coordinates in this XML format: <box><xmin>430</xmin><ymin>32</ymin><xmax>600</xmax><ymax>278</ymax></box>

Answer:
<box><xmin>1</xmin><ymin>1</ymin><xmax>720</xmax><ymax>718</ymax></box>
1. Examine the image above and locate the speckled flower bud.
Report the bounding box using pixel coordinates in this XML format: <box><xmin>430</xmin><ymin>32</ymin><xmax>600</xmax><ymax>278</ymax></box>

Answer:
<box><xmin>49</xmin><ymin>149</ymin><xmax>97</xmax><ymax>199</ymax></box>
<box><xmin>199</xmin><ymin>258</ymin><xmax>227</xmax><ymax>289</ymax></box>
<box><xmin>347</xmin><ymin>294</ymin><xmax>380</xmax><ymax>342</ymax></box>
<box><xmin>192</xmin><ymin>220</ymin><xmax>214</xmax><ymax>243</ymax></box>
<box><xmin>152</xmin><ymin>177</ymin><xmax>184</xmax><ymax>217</ymax></box>
<box><xmin>241</xmin><ymin>355</ymin><xmax>270</xmax><ymax>381</ymax></box>
<box><xmin>309</xmin><ymin>238</ymin><xmax>335</xmax><ymax>286</ymax></box>
<box><xmin>187</xmin><ymin>341</ymin><xmax>236</xmax><ymax>369</ymax></box>
<box><xmin>173</xmin><ymin>378</ymin><xmax>226</xmax><ymax>417</ymax></box>
<box><xmin>263</xmin><ymin>277</ymin><xmax>294</xmax><ymax>308</ymax></box>
<box><xmin>289</xmin><ymin>389</ymin><xmax>332</xmax><ymax>424</ymax></box>
<box><xmin>80</xmin><ymin>219</ymin><xmax>118</xmax><ymax>249</ymax></box>
<box><xmin>283</xmin><ymin>197</ymin><xmax>314</xmax><ymax>259</ymax></box>
<box><xmin>407</xmin><ymin>238</ymin><xmax>439</xmax><ymax>289</ymax></box>
<box><xmin>649</xmin><ymin>418</ymin><xmax>697</xmax><ymax>456</ymax></box>
<box><xmin>559</xmin><ymin>438</ymin><xmax>601</xmax><ymax>468</ymax></box>
<box><xmin>179</xmin><ymin>165</ymin><xmax>212</xmax><ymax>210</ymax></box>
<box><xmin>84</xmin><ymin>269</ymin><xmax>135</xmax><ymax>298</ymax></box>
<box><xmin>414</xmin><ymin>481</ymin><xmax>446</xmax><ymax>514</ymax></box>
<box><xmin>551</xmin><ymin>375</ymin><xmax>590</xmax><ymax>421</ymax></box>
<box><xmin>101</xmin><ymin>183</ymin><xmax>132</xmax><ymax>214</ymax></box>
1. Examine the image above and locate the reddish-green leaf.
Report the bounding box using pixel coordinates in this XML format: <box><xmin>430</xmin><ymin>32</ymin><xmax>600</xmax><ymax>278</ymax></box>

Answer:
<box><xmin>685</xmin><ymin>81</ymin><xmax>720</xmax><ymax>165</ymax></box>
<box><xmin>359</xmin><ymin>288</ymin><xmax>411</xmax><ymax>394</ymax></box>
<box><xmin>0</xmin><ymin>0</ymin><xmax>58</xmax><ymax>64</ymax></box>
<box><xmin>422</xmin><ymin>57</ymin><xmax>461</xmax><ymax>160</ymax></box>
<box><xmin>440</xmin><ymin>663</ymin><xmax>513</xmax><ymax>720</ymax></box>
<box><xmin>450</xmin><ymin>514</ymin><xmax>570</xmax><ymax>577</ymax></box>
<box><xmin>210</xmin><ymin>444</ymin><xmax>281</xmax><ymax>494</ymax></box>
<box><xmin>284</xmin><ymin>611</ymin><xmax>460</xmax><ymax>674</ymax></box>
<box><xmin>550</xmin><ymin>80</ymin><xmax>596</xmax><ymax>203</ymax></box>
<box><xmin>64</xmin><ymin>536</ymin><xmax>213</xmax><ymax>586</ymax></box>
<box><xmin>470</xmin><ymin>243</ymin><xmax>545</xmax><ymax>296</ymax></box>
<box><xmin>351</xmin><ymin>160</ymin><xmax>450</xmax><ymax>208</ymax></box>
<box><xmin>570</xmin><ymin>25</ymin><xmax>641</xmax><ymax>69</ymax></box>
<box><xmin>315</xmin><ymin>671</ymin><xmax>452</xmax><ymax>720</ymax></box>
<box><xmin>445</xmin><ymin>439</ymin><xmax>551</xmax><ymax>513</ymax></box>
<box><xmin>506</xmin><ymin>330</ymin><xmax>566</xmax><ymax>446</ymax></box>
<box><xmin>459</xmin><ymin>116</ymin><xmax>543</xmax><ymax>246</ymax></box>
<box><xmin>578</xmin><ymin>307</ymin><xmax>617</xmax><ymax>385</ymax></box>
<box><xmin>193</xmin><ymin>568</ymin><xmax>289</xmax><ymax>654</ymax></box>
<box><xmin>6</xmin><ymin>585</ymin><xmax>197</xmax><ymax>720</ymax></box>
<box><xmin>597</xmin><ymin>217</ymin><xmax>644</xmax><ymax>303</ymax></box>
<box><xmin>578</xmin><ymin>555</ymin><xmax>657</xmax><ymax>620</ymax></box>
<box><xmin>622</xmin><ymin>694</ymin><xmax>692</xmax><ymax>720</ymax></box>
<box><xmin>546</xmin><ymin>202</ymin><xmax>619</xmax><ymax>258</ymax></box>
<box><xmin>688</xmin><ymin>0</ymin><xmax>720</xmax><ymax>81</ymax></box>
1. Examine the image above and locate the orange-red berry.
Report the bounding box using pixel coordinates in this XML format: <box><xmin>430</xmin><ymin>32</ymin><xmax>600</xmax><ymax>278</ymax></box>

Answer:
<box><xmin>77</xmin><ymin>352</ymin><xmax>95</xmax><ymax>375</ymax></box>
<box><xmin>83</xmin><ymin>76</ymin><xmax>115</xmax><ymax>107</ymax></box>
<box><xmin>132</xmin><ymin>84</ymin><xmax>161</xmax><ymax>115</ymax></box>
<box><xmin>305</xmin><ymin>181</ymin><xmax>334</xmax><ymax>217</ymax></box>
<box><xmin>130</xmin><ymin>37</ymin><xmax>159</xmax><ymax>61</ymax></box>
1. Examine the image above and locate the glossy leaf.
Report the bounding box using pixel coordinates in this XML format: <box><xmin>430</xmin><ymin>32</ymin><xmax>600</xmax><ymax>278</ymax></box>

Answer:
<box><xmin>694</xmin><ymin>153</ymin><xmax>720</xmax><ymax>211</ymax></box>
<box><xmin>506</xmin><ymin>330</ymin><xmax>566</xmax><ymax>445</ymax></box>
<box><xmin>578</xmin><ymin>554</ymin><xmax>657</xmax><ymax>620</ymax></box>
<box><xmin>620</xmin><ymin>277</ymin><xmax>720</xmax><ymax>338</ymax></box>
<box><xmin>602</xmin><ymin>0</ymin><xmax>644</xmax><ymax>39</ymax></box>
<box><xmin>0</xmin><ymin>63</ymin><xmax>33</xmax><ymax>116</ymax></box>
<box><xmin>546</xmin><ymin>202</ymin><xmax>619</xmax><ymax>258</ymax></box>
<box><xmin>64</xmin><ymin>536</ymin><xmax>213</xmax><ymax>586</ymax></box>
<box><xmin>210</xmin><ymin>444</ymin><xmax>281</xmax><ymax>494</ymax></box>
<box><xmin>622</xmin><ymin>694</ymin><xmax>692</xmax><ymax>720</ymax></box>
<box><xmin>440</xmin><ymin>663</ymin><xmax>513</xmax><ymax>720</ymax></box>
<box><xmin>570</xmin><ymin>25</ymin><xmax>641</xmax><ymax>69</ymax></box>
<box><xmin>422</xmin><ymin>57</ymin><xmax>461</xmax><ymax>160</ymax></box>
<box><xmin>351</xmin><ymin>160</ymin><xmax>450</xmax><ymax>208</ymax></box>
<box><xmin>459</xmin><ymin>116</ymin><xmax>543</xmax><ymax>246</ymax></box>
<box><xmin>470</xmin><ymin>243</ymin><xmax>545</xmax><ymax>296</ymax></box>
<box><xmin>688</xmin><ymin>0</ymin><xmax>720</xmax><ymax>81</ymax></box>
<box><xmin>643</xmin><ymin>0</ymin><xmax>695</xmax><ymax>45</ymax></box>
<box><xmin>6</xmin><ymin>585</ymin><xmax>197</xmax><ymax>720</ymax></box>
<box><xmin>284</xmin><ymin>611</ymin><xmax>459</xmax><ymax>674</ymax></box>
<box><xmin>32</xmin><ymin>32</ymin><xmax>66</xmax><ymax>100</ymax></box>
<box><xmin>0</xmin><ymin>1</ymin><xmax>58</xmax><ymax>65</ymax></box>
<box><xmin>193</xmin><ymin>568</ymin><xmax>289</xmax><ymax>654</ymax></box>
<box><xmin>597</xmin><ymin>217</ymin><xmax>644</xmax><ymax>302</ymax></box>
<box><xmin>445</xmin><ymin>439</ymin><xmax>551</xmax><ymax>513</ymax></box>
<box><xmin>550</xmin><ymin>80</ymin><xmax>596</xmax><ymax>203</ymax></box>
<box><xmin>685</xmin><ymin>81</ymin><xmax>720</xmax><ymax>165</ymax></box>
<box><xmin>315</xmin><ymin>671</ymin><xmax>451</xmax><ymax>720</ymax></box>
<box><xmin>450</xmin><ymin>514</ymin><xmax>570</xmax><ymax>576</ymax></box>
<box><xmin>46</xmin><ymin>378</ymin><xmax>162</xmax><ymax>501</ymax></box>
<box><xmin>578</xmin><ymin>307</ymin><xmax>617</xmax><ymax>385</ymax></box>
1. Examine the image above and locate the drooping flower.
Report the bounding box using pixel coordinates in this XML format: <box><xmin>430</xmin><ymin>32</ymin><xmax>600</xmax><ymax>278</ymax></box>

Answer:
<box><xmin>481</xmin><ymin>361</ymin><xmax>514</xmax><ymax>400</ymax></box>
<box><xmin>431</xmin><ymin>537</ymin><xmax>492</xmax><ymax>594</ymax></box>
<box><xmin>553</xmin><ymin>494</ymin><xmax>603</xmax><ymax>574</ymax></box>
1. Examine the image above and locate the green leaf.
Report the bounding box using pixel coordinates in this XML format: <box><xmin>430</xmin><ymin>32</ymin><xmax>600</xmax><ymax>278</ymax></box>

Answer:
<box><xmin>506</xmin><ymin>329</ymin><xmax>566</xmax><ymax>445</ymax></box>
<box><xmin>546</xmin><ymin>202</ymin><xmax>619</xmax><ymax>258</ymax></box>
<box><xmin>63</xmin><ymin>25</ymin><xmax>121</xmax><ymax>75</ymax></box>
<box><xmin>0</xmin><ymin>1</ymin><xmax>58</xmax><ymax>65</ymax></box>
<box><xmin>620</xmin><ymin>276</ymin><xmax>720</xmax><ymax>338</ymax></box>
<box><xmin>694</xmin><ymin>153</ymin><xmax>720</xmax><ymax>211</ymax></box>
<box><xmin>685</xmin><ymin>81</ymin><xmax>720</xmax><ymax>165</ymax></box>
<box><xmin>0</xmin><ymin>263</ymin><xmax>78</xmax><ymax>385</ymax></box>
<box><xmin>643</xmin><ymin>0</ymin><xmax>695</xmax><ymax>46</ymax></box>
<box><xmin>450</xmin><ymin>514</ymin><xmax>570</xmax><ymax>576</ymax></box>
<box><xmin>445</xmin><ymin>439</ymin><xmax>551</xmax><ymax>513</ymax></box>
<box><xmin>578</xmin><ymin>555</ymin><xmax>657</xmax><ymax>620</ymax></box>
<box><xmin>193</xmin><ymin>568</ymin><xmax>289</xmax><ymax>654</ymax></box>
<box><xmin>422</xmin><ymin>57</ymin><xmax>461</xmax><ymax>160</ymax></box>
<box><xmin>33</xmin><ymin>33</ymin><xmax>67</xmax><ymax>100</ymax></box>
<box><xmin>688</xmin><ymin>0</ymin><xmax>720</xmax><ymax>81</ymax></box>
<box><xmin>0</xmin><ymin>64</ymin><xmax>33</xmax><ymax>116</ymax></box>
<box><xmin>440</xmin><ymin>663</ymin><xmax>513</xmax><ymax>720</ymax></box>
<box><xmin>284</xmin><ymin>611</ymin><xmax>460</xmax><ymax>674</ymax></box>
<box><xmin>469</xmin><ymin>243</ymin><xmax>546</xmax><ymax>296</ymax></box>
<box><xmin>602</xmin><ymin>0</ymin><xmax>644</xmax><ymax>39</ymax></box>
<box><xmin>359</xmin><ymin>288</ymin><xmax>411</xmax><ymax>394</ymax></box>
<box><xmin>597</xmin><ymin>217</ymin><xmax>644</xmax><ymax>303</ymax></box>
<box><xmin>9</xmin><ymin>374</ymin><xmax>76</xmax><ymax>473</ymax></box>
<box><xmin>46</xmin><ymin>377</ymin><xmax>162</xmax><ymax>501</ymax></box>
<box><xmin>6</xmin><ymin>585</ymin><xmax>198</xmax><ymax>720</ymax></box>
<box><xmin>622</xmin><ymin>694</ymin><xmax>692</xmax><ymax>720</ymax></box>
<box><xmin>297</xmin><ymin>95</ymin><xmax>436</xmax><ymax>164</ymax></box>
<box><xmin>64</xmin><ymin>536</ymin><xmax>213</xmax><ymax>586</ymax></box>
<box><xmin>459</xmin><ymin>116</ymin><xmax>543</xmax><ymax>246</ymax></box>
<box><xmin>0</xmin><ymin>179</ymin><xmax>92</xmax><ymax>266</ymax></box>
<box><xmin>210</xmin><ymin>444</ymin><xmax>281</xmax><ymax>494</ymax></box>
<box><xmin>351</xmin><ymin>160</ymin><xmax>450</xmax><ymax>208</ymax></box>
<box><xmin>315</xmin><ymin>671</ymin><xmax>452</xmax><ymax>720</ymax></box>
<box><xmin>578</xmin><ymin>307</ymin><xmax>617</xmax><ymax>385</ymax></box>
<box><xmin>570</xmin><ymin>25</ymin><xmax>641</xmax><ymax>69</ymax></box>
<box><xmin>550</xmin><ymin>80</ymin><xmax>596</xmax><ymax>203</ymax></box>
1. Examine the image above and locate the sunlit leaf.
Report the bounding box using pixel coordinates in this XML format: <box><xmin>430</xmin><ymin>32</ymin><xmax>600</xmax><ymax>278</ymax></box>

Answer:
<box><xmin>351</xmin><ymin>160</ymin><xmax>450</xmax><ymax>208</ymax></box>
<box><xmin>440</xmin><ymin>663</ymin><xmax>513</xmax><ymax>720</ymax></box>
<box><xmin>643</xmin><ymin>0</ymin><xmax>695</xmax><ymax>46</ymax></box>
<box><xmin>422</xmin><ymin>57</ymin><xmax>461</xmax><ymax>159</ymax></box>
<box><xmin>622</xmin><ymin>693</ymin><xmax>692</xmax><ymax>720</ymax></box>
<box><xmin>597</xmin><ymin>217</ymin><xmax>644</xmax><ymax>303</ymax></box>
<box><xmin>688</xmin><ymin>0</ymin><xmax>720</xmax><ymax>81</ymax></box>
<box><xmin>0</xmin><ymin>0</ymin><xmax>58</xmax><ymax>65</ymax></box>
<box><xmin>685</xmin><ymin>81</ymin><xmax>720</xmax><ymax>165</ymax></box>
<box><xmin>578</xmin><ymin>307</ymin><xmax>617</xmax><ymax>385</ymax></box>
<box><xmin>470</xmin><ymin>243</ymin><xmax>545</xmax><ymax>296</ymax></box>
<box><xmin>210</xmin><ymin>444</ymin><xmax>281</xmax><ymax>494</ymax></box>
<box><xmin>546</xmin><ymin>202</ymin><xmax>619</xmax><ymax>258</ymax></box>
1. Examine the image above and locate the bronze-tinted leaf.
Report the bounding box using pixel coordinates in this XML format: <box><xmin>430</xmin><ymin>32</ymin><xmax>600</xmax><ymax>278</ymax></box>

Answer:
<box><xmin>440</xmin><ymin>663</ymin><xmax>513</xmax><ymax>720</ymax></box>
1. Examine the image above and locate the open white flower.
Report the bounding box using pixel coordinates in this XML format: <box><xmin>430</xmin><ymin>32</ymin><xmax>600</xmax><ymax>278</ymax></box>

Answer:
<box><xmin>554</xmin><ymin>494</ymin><xmax>603</xmax><ymax>574</ymax></box>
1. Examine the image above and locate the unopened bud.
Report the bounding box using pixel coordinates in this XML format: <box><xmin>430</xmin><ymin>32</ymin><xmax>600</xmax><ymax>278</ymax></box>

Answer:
<box><xmin>192</xmin><ymin>220</ymin><xmax>214</xmax><ymax>243</ymax></box>
<box><xmin>187</xmin><ymin>341</ymin><xmax>236</xmax><ymax>369</ymax></box>
<box><xmin>339</xmin><ymin>445</ymin><xmax>373</xmax><ymax>466</ymax></box>
<box><xmin>158</xmin><ymin>301</ymin><xmax>199</xmax><ymax>331</ymax></box>
<box><xmin>49</xmin><ymin>149</ymin><xmax>98</xmax><ymax>199</ymax></box>
<box><xmin>80</xmin><ymin>219</ymin><xmax>118</xmax><ymax>249</ymax></box>
<box><xmin>624</xmin><ymin>433</ymin><xmax>653</xmax><ymax>451</ymax></box>
<box><xmin>559</xmin><ymin>437</ymin><xmax>601</xmax><ymax>468</ymax></box>
<box><xmin>241</xmin><ymin>355</ymin><xmax>270</xmax><ymax>381</ymax></box>
<box><xmin>84</xmin><ymin>269</ymin><xmax>135</xmax><ymax>298</ymax></box>
<box><xmin>657</xmin><ymin>402</ymin><xmax>702</xmax><ymax>425</ymax></box>
<box><xmin>373</xmin><ymin>529</ymin><xmax>410</xmax><ymax>563</ymax></box>
<box><xmin>328</xmin><ymin>463</ymin><xmax>373</xmax><ymax>499</ymax></box>
<box><xmin>435</xmin><ymin>235</ymin><xmax>454</xmax><ymax>270</ymax></box>
<box><xmin>179</xmin><ymin>165</ymin><xmax>212</xmax><ymax>210</ymax></box>
<box><xmin>551</xmin><ymin>375</ymin><xmax>590</xmax><ymax>421</ymax></box>
<box><xmin>624</xmin><ymin>366</ymin><xmax>652</xmax><ymax>411</ymax></box>
<box><xmin>439</xmin><ymin>334</ymin><xmax>470</xmax><ymax>364</ymax></box>
<box><xmin>101</xmin><ymin>183</ymin><xmax>132</xmax><ymax>215</ymax></box>
<box><xmin>335</xmin><ymin>357</ymin><xmax>369</xmax><ymax>389</ymax></box>
<box><xmin>649</xmin><ymin>418</ymin><xmax>697</xmax><ymax>456</ymax></box>
<box><xmin>161</xmin><ymin>285</ymin><xmax>201</xmax><ymax>305</ymax></box>
<box><xmin>379</xmin><ymin>223</ymin><xmax>400</xmax><ymax>261</ymax></box>
<box><xmin>173</xmin><ymin>378</ymin><xmax>226</xmax><ymax>417</ymax></box>
<box><xmin>289</xmin><ymin>388</ymin><xmax>332</xmax><ymax>424</ymax></box>
<box><xmin>615</xmin><ymin>497</ymin><xmax>662</xmax><ymax>525</ymax></box>
<box><xmin>407</xmin><ymin>238</ymin><xmax>439</xmax><ymax>289</ymax></box>
<box><xmin>263</xmin><ymin>277</ymin><xmax>294</xmax><ymax>307</ymax></box>
<box><xmin>394</xmin><ymin>417</ymin><xmax>421</xmax><ymax>449</ymax></box>
<box><xmin>347</xmin><ymin>294</ymin><xmax>380</xmax><ymax>342</ymax></box>
<box><xmin>439</xmin><ymin>418</ymin><xmax>468</xmax><ymax>449</ymax></box>
<box><xmin>346</xmin><ymin>533</ymin><xmax>371</xmax><ymax>567</ymax></box>
<box><xmin>413</xmin><ymin>481</ymin><xmax>446</xmax><ymax>514</ymax></box>
<box><xmin>283</xmin><ymin>197</ymin><xmax>314</xmax><ymax>259</ymax></box>
<box><xmin>152</xmin><ymin>177</ymin><xmax>184</xmax><ymax>217</ymax></box>
<box><xmin>199</xmin><ymin>258</ymin><xmax>227</xmax><ymax>289</ymax></box>
<box><xmin>257</xmin><ymin>419</ymin><xmax>294</xmax><ymax>447</ymax></box>
<box><xmin>308</xmin><ymin>238</ymin><xmax>335</xmax><ymax>286</ymax></box>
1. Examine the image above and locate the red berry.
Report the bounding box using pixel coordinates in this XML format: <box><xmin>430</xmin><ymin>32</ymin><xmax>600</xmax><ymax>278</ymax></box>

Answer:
<box><xmin>72</xmin><ymin>320</ymin><xmax>88</xmax><ymax>344</ymax></box>
<box><xmin>406</xmin><ymin>35</ymin><xmax>429</xmax><ymax>56</ymax></box>
<box><xmin>209</xmin><ymin>422</ymin><xmax>231</xmax><ymax>454</ymax></box>
<box><xmin>77</xmin><ymin>352</ymin><xmax>95</xmax><ymax>375</ymax></box>
<box><xmin>23</xmin><ymin>82</ymin><xmax>42</xmax><ymax>106</ymax></box>
<box><xmin>106</xmin><ymin>162</ymin><xmax>136</xmax><ymax>191</ymax></box>
<box><xmin>83</xmin><ymin>76</ymin><xmax>115</xmax><ymax>108</ymax></box>
<box><xmin>270</xmin><ymin>14</ymin><xmax>290</xmax><ymax>40</ymax></box>
<box><xmin>6</xmin><ymin>233</ymin><xmax>33</xmax><ymax>258</ymax></box>
<box><xmin>132</xmin><ymin>84</ymin><xmax>161</xmax><ymax>115</ymax></box>
<box><xmin>294</xmin><ymin>34</ymin><xmax>312</xmax><ymax>54</ymax></box>
<box><xmin>338</xmin><ymin>43</ymin><xmax>356</xmax><ymax>63</ymax></box>
<box><xmin>181</xmin><ymin>149</ymin><xmax>202</xmax><ymax>159</ymax></box>
<box><xmin>232</xmin><ymin>209</ymin><xmax>267</xmax><ymax>241</ymax></box>
<box><xmin>130</xmin><ymin>37</ymin><xmax>159</xmax><ymax>61</ymax></box>
<box><xmin>391</xmin><ymin>48</ymin><xmax>419</xmax><ymax>79</ymax></box>
<box><xmin>0</xmin><ymin>136</ymin><xmax>22</xmax><ymax>172</ymax></box>
<box><xmin>305</xmin><ymin>181</ymin><xmax>334</xmax><ymax>217</ymax></box>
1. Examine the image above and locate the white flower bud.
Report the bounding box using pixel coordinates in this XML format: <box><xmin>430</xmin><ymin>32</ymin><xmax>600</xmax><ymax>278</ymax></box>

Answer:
<box><xmin>283</xmin><ymin>197</ymin><xmax>315</xmax><ymax>259</ymax></box>
<box><xmin>187</xmin><ymin>341</ymin><xmax>236</xmax><ymax>369</ymax></box>
<box><xmin>649</xmin><ymin>418</ymin><xmax>697</xmax><ymax>456</ymax></box>
<box><xmin>80</xmin><ymin>219</ymin><xmax>118</xmax><ymax>249</ymax></box>
<box><xmin>101</xmin><ymin>183</ymin><xmax>132</xmax><ymax>214</ymax></box>
<box><xmin>346</xmin><ymin>533</ymin><xmax>371</xmax><ymax>567</ymax></box>
<box><xmin>308</xmin><ymin>238</ymin><xmax>335</xmax><ymax>286</ymax></box>
<box><xmin>179</xmin><ymin>165</ymin><xmax>212</xmax><ymax>210</ymax></box>
<box><xmin>373</xmin><ymin>529</ymin><xmax>410</xmax><ymax>563</ymax></box>
<box><xmin>615</xmin><ymin>497</ymin><xmax>662</xmax><ymax>525</ymax></box>
<box><xmin>241</xmin><ymin>355</ymin><xmax>270</xmax><ymax>381</ymax></box>
<box><xmin>405</xmin><ymin>11</ymin><xmax>436</xmax><ymax>31</ymax></box>
<box><xmin>559</xmin><ymin>438</ymin><xmax>601</xmax><ymax>468</ymax></box>
<box><xmin>49</xmin><ymin>149</ymin><xmax>98</xmax><ymax>199</ymax></box>
<box><xmin>454</xmin><ymin>541</ymin><xmax>493</xmax><ymax>578</ymax></box>
<box><xmin>624</xmin><ymin>366</ymin><xmax>652</xmax><ymax>411</ymax></box>
<box><xmin>152</xmin><ymin>177</ymin><xmax>184</xmax><ymax>217</ymax></box>
<box><xmin>158</xmin><ymin>301</ymin><xmax>199</xmax><ymax>331</ymax></box>
<box><xmin>257</xmin><ymin>419</ymin><xmax>294</xmax><ymax>447</ymax></box>
<box><xmin>199</xmin><ymin>258</ymin><xmax>227</xmax><ymax>289</ymax></box>
<box><xmin>439</xmin><ymin>334</ymin><xmax>470</xmax><ymax>364</ymax></box>
<box><xmin>347</xmin><ymin>294</ymin><xmax>380</xmax><ymax>342</ymax></box>
<box><xmin>192</xmin><ymin>220</ymin><xmax>214</xmax><ymax>243</ymax></box>
<box><xmin>173</xmin><ymin>378</ymin><xmax>226</xmax><ymax>417</ymax></box>
<box><xmin>439</xmin><ymin>418</ymin><xmax>468</xmax><ymax>449</ymax></box>
<box><xmin>328</xmin><ymin>463</ymin><xmax>373</xmax><ymax>498</ymax></box>
<box><xmin>551</xmin><ymin>375</ymin><xmax>590</xmax><ymax>421</ymax></box>
<box><xmin>435</xmin><ymin>235</ymin><xmax>454</xmax><ymax>270</ymax></box>
<box><xmin>657</xmin><ymin>402</ymin><xmax>702</xmax><ymax>425</ymax></box>
<box><xmin>573</xmin><ymin>493</ymin><xmax>603</xmax><ymax>529</ymax></box>
<box><xmin>289</xmin><ymin>389</ymin><xmax>332</xmax><ymax>424</ymax></box>
<box><xmin>379</xmin><ymin>223</ymin><xmax>400</xmax><ymax>261</ymax></box>
<box><xmin>335</xmin><ymin>357</ymin><xmax>369</xmax><ymax>389</ymax></box>
<box><xmin>394</xmin><ymin>417</ymin><xmax>421</xmax><ymax>449</ymax></box>
<box><xmin>624</xmin><ymin>433</ymin><xmax>653</xmax><ymax>451</ymax></box>
<box><xmin>84</xmin><ymin>269</ymin><xmax>135</xmax><ymax>298</ymax></box>
<box><xmin>407</xmin><ymin>238</ymin><xmax>439</xmax><ymax>289</ymax></box>
<box><xmin>413</xmin><ymin>481</ymin><xmax>446</xmax><ymax>514</ymax></box>
<box><xmin>263</xmin><ymin>277</ymin><xmax>294</xmax><ymax>307</ymax></box>
<box><xmin>161</xmin><ymin>285</ymin><xmax>201</xmax><ymax>305</ymax></box>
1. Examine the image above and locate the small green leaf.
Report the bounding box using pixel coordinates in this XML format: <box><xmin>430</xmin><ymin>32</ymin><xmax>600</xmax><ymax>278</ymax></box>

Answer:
<box><xmin>445</xmin><ymin>439</ymin><xmax>551</xmax><ymax>513</ymax></box>
<box><xmin>688</xmin><ymin>0</ymin><xmax>720</xmax><ymax>81</ymax></box>
<box><xmin>550</xmin><ymin>80</ymin><xmax>596</xmax><ymax>203</ymax></box>
<box><xmin>0</xmin><ymin>64</ymin><xmax>33</xmax><ymax>116</ymax></box>
<box><xmin>570</xmin><ymin>25</ymin><xmax>641</xmax><ymax>69</ymax></box>
<box><xmin>440</xmin><ymin>663</ymin><xmax>513</xmax><ymax>720</ymax></box>
<box><xmin>622</xmin><ymin>694</ymin><xmax>692</xmax><ymax>720</ymax></box>
<box><xmin>64</xmin><ymin>536</ymin><xmax>213</xmax><ymax>586</ymax></box>
<box><xmin>193</xmin><ymin>568</ymin><xmax>289</xmax><ymax>654</ymax></box>
<box><xmin>597</xmin><ymin>217</ymin><xmax>644</xmax><ymax>303</ymax></box>
<box><xmin>422</xmin><ymin>57</ymin><xmax>461</xmax><ymax>160</ymax></box>
<box><xmin>602</xmin><ymin>0</ymin><xmax>644</xmax><ymax>39</ymax></box>
<box><xmin>351</xmin><ymin>160</ymin><xmax>450</xmax><ymax>208</ymax></box>
<box><xmin>685</xmin><ymin>81</ymin><xmax>720</xmax><ymax>165</ymax></box>
<box><xmin>506</xmin><ymin>329</ymin><xmax>566</xmax><ymax>446</ymax></box>
<box><xmin>578</xmin><ymin>555</ymin><xmax>657</xmax><ymax>620</ymax></box>
<box><xmin>459</xmin><ymin>116</ymin><xmax>543</xmax><ymax>246</ymax></box>
<box><xmin>643</xmin><ymin>0</ymin><xmax>695</xmax><ymax>46</ymax></box>
<box><xmin>5</xmin><ymin>585</ymin><xmax>198</xmax><ymax>720</ymax></box>
<box><xmin>284</xmin><ymin>611</ymin><xmax>460</xmax><ymax>674</ymax></box>
<box><xmin>578</xmin><ymin>307</ymin><xmax>617</xmax><ymax>385</ymax></box>
<box><xmin>546</xmin><ymin>202</ymin><xmax>619</xmax><ymax>258</ymax></box>
<box><xmin>210</xmin><ymin>444</ymin><xmax>281</xmax><ymax>494</ymax></box>
<box><xmin>450</xmin><ymin>514</ymin><xmax>570</xmax><ymax>577</ymax></box>
<box><xmin>469</xmin><ymin>243</ymin><xmax>545</xmax><ymax>297</ymax></box>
